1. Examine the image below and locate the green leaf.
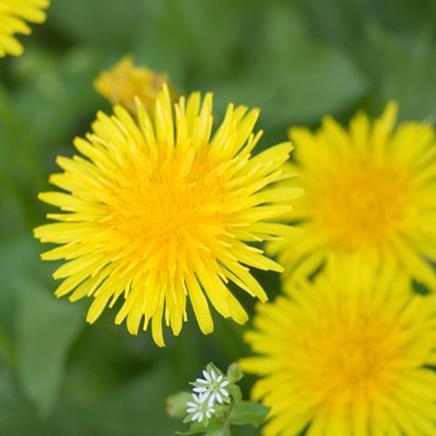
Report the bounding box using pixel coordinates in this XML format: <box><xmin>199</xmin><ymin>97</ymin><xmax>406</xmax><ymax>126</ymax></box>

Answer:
<box><xmin>229</xmin><ymin>401</ymin><xmax>269</xmax><ymax>427</ymax></box>
<box><xmin>177</xmin><ymin>423</ymin><xmax>206</xmax><ymax>435</ymax></box>
<box><xmin>206</xmin><ymin>426</ymin><xmax>231</xmax><ymax>436</ymax></box>
<box><xmin>226</xmin><ymin>363</ymin><xmax>244</xmax><ymax>384</ymax></box>
<box><xmin>15</xmin><ymin>282</ymin><xmax>84</xmax><ymax>417</ymax></box>
<box><xmin>227</xmin><ymin>384</ymin><xmax>242</xmax><ymax>403</ymax></box>
<box><xmin>166</xmin><ymin>391</ymin><xmax>192</xmax><ymax>418</ymax></box>
<box><xmin>178</xmin><ymin>419</ymin><xmax>228</xmax><ymax>436</ymax></box>
<box><xmin>0</xmin><ymin>237</ymin><xmax>55</xmax><ymax>365</ymax></box>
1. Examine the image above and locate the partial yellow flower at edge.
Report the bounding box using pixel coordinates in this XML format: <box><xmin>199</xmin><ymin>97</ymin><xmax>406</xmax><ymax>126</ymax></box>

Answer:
<box><xmin>0</xmin><ymin>0</ymin><xmax>49</xmax><ymax>57</ymax></box>
<box><xmin>94</xmin><ymin>56</ymin><xmax>173</xmax><ymax>113</ymax></box>
<box><xmin>241</xmin><ymin>259</ymin><xmax>436</xmax><ymax>435</ymax></box>
<box><xmin>269</xmin><ymin>101</ymin><xmax>436</xmax><ymax>291</ymax></box>
<box><xmin>34</xmin><ymin>85</ymin><xmax>301</xmax><ymax>347</ymax></box>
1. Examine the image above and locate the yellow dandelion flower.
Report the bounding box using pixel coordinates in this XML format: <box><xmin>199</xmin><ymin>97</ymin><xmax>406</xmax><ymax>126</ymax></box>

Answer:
<box><xmin>0</xmin><ymin>0</ymin><xmax>49</xmax><ymax>57</ymax></box>
<box><xmin>241</xmin><ymin>260</ymin><xmax>436</xmax><ymax>435</ymax></box>
<box><xmin>34</xmin><ymin>85</ymin><xmax>300</xmax><ymax>346</ymax></box>
<box><xmin>94</xmin><ymin>56</ymin><xmax>172</xmax><ymax>113</ymax></box>
<box><xmin>269</xmin><ymin>102</ymin><xmax>436</xmax><ymax>290</ymax></box>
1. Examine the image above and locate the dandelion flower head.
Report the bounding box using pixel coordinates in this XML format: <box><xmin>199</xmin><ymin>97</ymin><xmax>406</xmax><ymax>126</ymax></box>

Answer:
<box><xmin>34</xmin><ymin>85</ymin><xmax>299</xmax><ymax>346</ymax></box>
<box><xmin>269</xmin><ymin>102</ymin><xmax>436</xmax><ymax>290</ymax></box>
<box><xmin>241</xmin><ymin>260</ymin><xmax>436</xmax><ymax>435</ymax></box>
<box><xmin>94</xmin><ymin>56</ymin><xmax>171</xmax><ymax>113</ymax></box>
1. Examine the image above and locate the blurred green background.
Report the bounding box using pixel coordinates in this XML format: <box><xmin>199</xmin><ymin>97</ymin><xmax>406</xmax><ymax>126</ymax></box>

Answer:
<box><xmin>0</xmin><ymin>0</ymin><xmax>435</xmax><ymax>435</ymax></box>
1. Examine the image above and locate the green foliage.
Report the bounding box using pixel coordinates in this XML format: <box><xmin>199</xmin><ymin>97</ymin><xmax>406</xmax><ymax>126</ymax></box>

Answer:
<box><xmin>229</xmin><ymin>401</ymin><xmax>268</xmax><ymax>427</ymax></box>
<box><xmin>16</xmin><ymin>281</ymin><xmax>84</xmax><ymax>417</ymax></box>
<box><xmin>0</xmin><ymin>0</ymin><xmax>435</xmax><ymax>434</ymax></box>
<box><xmin>211</xmin><ymin>4</ymin><xmax>368</xmax><ymax>129</ymax></box>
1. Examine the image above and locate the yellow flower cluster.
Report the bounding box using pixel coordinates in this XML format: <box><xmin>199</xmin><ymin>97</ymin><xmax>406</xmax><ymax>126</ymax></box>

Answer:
<box><xmin>242</xmin><ymin>104</ymin><xmax>436</xmax><ymax>434</ymax></box>
<box><xmin>34</xmin><ymin>54</ymin><xmax>436</xmax><ymax>434</ymax></box>
<box><xmin>3</xmin><ymin>0</ymin><xmax>435</xmax><ymax>434</ymax></box>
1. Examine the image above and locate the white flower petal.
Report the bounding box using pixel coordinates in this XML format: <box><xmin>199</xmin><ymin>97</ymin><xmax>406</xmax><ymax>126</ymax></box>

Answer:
<box><xmin>199</xmin><ymin>393</ymin><xmax>210</xmax><ymax>402</ymax></box>
<box><xmin>216</xmin><ymin>374</ymin><xmax>223</xmax><ymax>382</ymax></box>
<box><xmin>216</xmin><ymin>393</ymin><xmax>223</xmax><ymax>404</ymax></box>
<box><xmin>203</xmin><ymin>370</ymin><xmax>211</xmax><ymax>382</ymax></box>
<box><xmin>192</xmin><ymin>393</ymin><xmax>206</xmax><ymax>405</ymax></box>
<box><xmin>221</xmin><ymin>380</ymin><xmax>229</xmax><ymax>387</ymax></box>
<box><xmin>196</xmin><ymin>378</ymin><xmax>208</xmax><ymax>384</ymax></box>
<box><xmin>208</xmin><ymin>394</ymin><xmax>216</xmax><ymax>407</ymax></box>
<box><xmin>193</xmin><ymin>386</ymin><xmax>208</xmax><ymax>393</ymax></box>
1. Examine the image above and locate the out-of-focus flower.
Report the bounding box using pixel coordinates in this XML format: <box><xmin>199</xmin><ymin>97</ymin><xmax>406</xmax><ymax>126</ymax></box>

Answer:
<box><xmin>269</xmin><ymin>102</ymin><xmax>436</xmax><ymax>290</ymax></box>
<box><xmin>241</xmin><ymin>260</ymin><xmax>436</xmax><ymax>435</ymax></box>
<box><xmin>0</xmin><ymin>0</ymin><xmax>49</xmax><ymax>57</ymax></box>
<box><xmin>94</xmin><ymin>56</ymin><xmax>171</xmax><ymax>113</ymax></box>
<box><xmin>34</xmin><ymin>85</ymin><xmax>299</xmax><ymax>346</ymax></box>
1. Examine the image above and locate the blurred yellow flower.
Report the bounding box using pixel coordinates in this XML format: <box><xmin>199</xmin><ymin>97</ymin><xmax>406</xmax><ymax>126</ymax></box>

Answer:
<box><xmin>94</xmin><ymin>56</ymin><xmax>171</xmax><ymax>113</ymax></box>
<box><xmin>0</xmin><ymin>0</ymin><xmax>49</xmax><ymax>57</ymax></box>
<box><xmin>241</xmin><ymin>260</ymin><xmax>436</xmax><ymax>435</ymax></box>
<box><xmin>269</xmin><ymin>102</ymin><xmax>436</xmax><ymax>290</ymax></box>
<box><xmin>34</xmin><ymin>85</ymin><xmax>300</xmax><ymax>346</ymax></box>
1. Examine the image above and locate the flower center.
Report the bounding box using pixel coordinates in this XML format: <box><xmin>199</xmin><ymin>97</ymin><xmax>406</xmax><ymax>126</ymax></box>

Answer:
<box><xmin>105</xmin><ymin>150</ymin><xmax>228</xmax><ymax>271</ymax></box>
<box><xmin>328</xmin><ymin>331</ymin><xmax>384</xmax><ymax>385</ymax></box>
<box><xmin>310</xmin><ymin>159</ymin><xmax>410</xmax><ymax>250</ymax></box>
<box><xmin>311</xmin><ymin>314</ymin><xmax>401</xmax><ymax>399</ymax></box>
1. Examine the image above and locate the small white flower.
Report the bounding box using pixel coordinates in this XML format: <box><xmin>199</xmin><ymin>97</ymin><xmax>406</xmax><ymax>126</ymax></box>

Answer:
<box><xmin>193</xmin><ymin>368</ymin><xmax>230</xmax><ymax>406</ymax></box>
<box><xmin>186</xmin><ymin>393</ymin><xmax>215</xmax><ymax>423</ymax></box>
